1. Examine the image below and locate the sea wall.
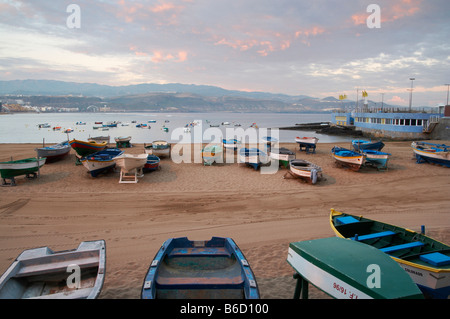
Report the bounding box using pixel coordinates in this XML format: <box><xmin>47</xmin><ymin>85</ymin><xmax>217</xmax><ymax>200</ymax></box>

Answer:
<box><xmin>430</xmin><ymin>117</ymin><xmax>450</xmax><ymax>140</ymax></box>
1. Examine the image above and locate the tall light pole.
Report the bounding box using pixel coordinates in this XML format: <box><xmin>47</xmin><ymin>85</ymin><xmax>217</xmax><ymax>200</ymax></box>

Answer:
<box><xmin>381</xmin><ymin>93</ymin><xmax>384</xmax><ymax>111</ymax></box>
<box><xmin>408</xmin><ymin>77</ymin><xmax>415</xmax><ymax>112</ymax></box>
<box><xmin>445</xmin><ymin>84</ymin><xmax>450</xmax><ymax>106</ymax></box>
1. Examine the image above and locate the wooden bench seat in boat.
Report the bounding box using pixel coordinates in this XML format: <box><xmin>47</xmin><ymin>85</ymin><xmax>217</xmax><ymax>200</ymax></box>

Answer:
<box><xmin>380</xmin><ymin>241</ymin><xmax>424</xmax><ymax>254</ymax></box>
<box><xmin>14</xmin><ymin>256</ymin><xmax>100</xmax><ymax>277</ymax></box>
<box><xmin>351</xmin><ymin>231</ymin><xmax>396</xmax><ymax>241</ymax></box>
<box><xmin>419</xmin><ymin>252</ymin><xmax>450</xmax><ymax>267</ymax></box>
<box><xmin>335</xmin><ymin>216</ymin><xmax>360</xmax><ymax>225</ymax></box>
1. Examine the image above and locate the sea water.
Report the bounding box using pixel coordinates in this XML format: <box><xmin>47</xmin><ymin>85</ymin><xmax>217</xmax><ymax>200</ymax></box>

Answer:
<box><xmin>0</xmin><ymin>112</ymin><xmax>353</xmax><ymax>144</ymax></box>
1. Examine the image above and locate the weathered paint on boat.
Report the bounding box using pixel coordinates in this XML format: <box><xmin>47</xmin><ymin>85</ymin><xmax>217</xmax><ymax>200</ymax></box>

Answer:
<box><xmin>36</xmin><ymin>141</ymin><xmax>71</xmax><ymax>163</ymax></box>
<box><xmin>69</xmin><ymin>139</ymin><xmax>108</xmax><ymax>158</ymax></box>
<box><xmin>0</xmin><ymin>157</ymin><xmax>46</xmax><ymax>179</ymax></box>
<box><xmin>80</xmin><ymin>148</ymin><xmax>124</xmax><ymax>177</ymax></box>
<box><xmin>411</xmin><ymin>141</ymin><xmax>450</xmax><ymax>167</ymax></box>
<box><xmin>331</xmin><ymin>146</ymin><xmax>365</xmax><ymax>171</ymax></box>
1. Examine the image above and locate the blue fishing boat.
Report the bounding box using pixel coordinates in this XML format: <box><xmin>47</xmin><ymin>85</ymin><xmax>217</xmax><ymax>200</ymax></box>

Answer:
<box><xmin>330</xmin><ymin>209</ymin><xmax>450</xmax><ymax>299</ymax></box>
<box><xmin>362</xmin><ymin>150</ymin><xmax>391</xmax><ymax>170</ymax></box>
<box><xmin>331</xmin><ymin>146</ymin><xmax>365</xmax><ymax>171</ymax></box>
<box><xmin>239</xmin><ymin>148</ymin><xmax>268</xmax><ymax>170</ymax></box>
<box><xmin>141</xmin><ymin>237</ymin><xmax>259</xmax><ymax>299</ymax></box>
<box><xmin>352</xmin><ymin>139</ymin><xmax>385</xmax><ymax>152</ymax></box>
<box><xmin>411</xmin><ymin>141</ymin><xmax>450</xmax><ymax>167</ymax></box>
<box><xmin>222</xmin><ymin>138</ymin><xmax>240</xmax><ymax>151</ymax></box>
<box><xmin>143</xmin><ymin>154</ymin><xmax>160</xmax><ymax>172</ymax></box>
<box><xmin>80</xmin><ymin>148</ymin><xmax>124</xmax><ymax>177</ymax></box>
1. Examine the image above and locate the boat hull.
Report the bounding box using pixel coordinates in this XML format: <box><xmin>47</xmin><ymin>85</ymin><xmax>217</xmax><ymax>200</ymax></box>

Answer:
<box><xmin>270</xmin><ymin>148</ymin><xmax>295</xmax><ymax>168</ymax></box>
<box><xmin>113</xmin><ymin>154</ymin><xmax>148</xmax><ymax>173</ymax></box>
<box><xmin>363</xmin><ymin>150</ymin><xmax>391</xmax><ymax>170</ymax></box>
<box><xmin>411</xmin><ymin>142</ymin><xmax>450</xmax><ymax>167</ymax></box>
<box><xmin>36</xmin><ymin>141</ymin><xmax>71</xmax><ymax>163</ymax></box>
<box><xmin>352</xmin><ymin>140</ymin><xmax>385</xmax><ymax>152</ymax></box>
<box><xmin>148</xmin><ymin>141</ymin><xmax>171</xmax><ymax>158</ymax></box>
<box><xmin>289</xmin><ymin>159</ymin><xmax>322</xmax><ymax>184</ymax></box>
<box><xmin>143</xmin><ymin>155</ymin><xmax>160</xmax><ymax>172</ymax></box>
<box><xmin>0</xmin><ymin>240</ymin><xmax>106</xmax><ymax>299</ymax></box>
<box><xmin>69</xmin><ymin>139</ymin><xmax>108</xmax><ymax>157</ymax></box>
<box><xmin>239</xmin><ymin>148</ymin><xmax>268</xmax><ymax>170</ymax></box>
<box><xmin>0</xmin><ymin>158</ymin><xmax>46</xmax><ymax>179</ymax></box>
<box><xmin>141</xmin><ymin>237</ymin><xmax>259</xmax><ymax>299</ymax></box>
<box><xmin>202</xmin><ymin>145</ymin><xmax>223</xmax><ymax>165</ymax></box>
<box><xmin>287</xmin><ymin>237</ymin><xmax>423</xmax><ymax>299</ymax></box>
<box><xmin>331</xmin><ymin>147</ymin><xmax>364</xmax><ymax>171</ymax></box>
<box><xmin>80</xmin><ymin>148</ymin><xmax>124</xmax><ymax>177</ymax></box>
<box><xmin>330</xmin><ymin>209</ymin><xmax>450</xmax><ymax>299</ymax></box>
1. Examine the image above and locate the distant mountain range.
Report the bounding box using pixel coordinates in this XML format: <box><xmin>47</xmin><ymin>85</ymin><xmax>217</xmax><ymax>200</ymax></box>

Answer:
<box><xmin>0</xmin><ymin>79</ymin><xmax>406</xmax><ymax>113</ymax></box>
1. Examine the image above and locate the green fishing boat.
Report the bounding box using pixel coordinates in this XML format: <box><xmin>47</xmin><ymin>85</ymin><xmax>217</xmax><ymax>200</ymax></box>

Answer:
<box><xmin>287</xmin><ymin>237</ymin><xmax>424</xmax><ymax>299</ymax></box>
<box><xmin>0</xmin><ymin>157</ymin><xmax>46</xmax><ymax>186</ymax></box>
<box><xmin>330</xmin><ymin>209</ymin><xmax>450</xmax><ymax>299</ymax></box>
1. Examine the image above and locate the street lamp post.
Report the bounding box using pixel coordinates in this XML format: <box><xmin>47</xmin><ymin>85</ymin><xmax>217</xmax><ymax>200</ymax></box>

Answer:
<box><xmin>408</xmin><ymin>77</ymin><xmax>415</xmax><ymax>112</ymax></box>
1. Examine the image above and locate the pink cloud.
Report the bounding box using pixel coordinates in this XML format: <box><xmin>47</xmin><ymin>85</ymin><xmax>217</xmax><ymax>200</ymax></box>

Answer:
<box><xmin>389</xmin><ymin>96</ymin><xmax>407</xmax><ymax>104</ymax></box>
<box><xmin>150</xmin><ymin>50</ymin><xmax>188</xmax><ymax>63</ymax></box>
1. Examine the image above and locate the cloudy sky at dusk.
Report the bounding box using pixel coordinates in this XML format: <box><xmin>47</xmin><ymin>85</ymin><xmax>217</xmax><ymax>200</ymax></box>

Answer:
<box><xmin>0</xmin><ymin>0</ymin><xmax>449</xmax><ymax>107</ymax></box>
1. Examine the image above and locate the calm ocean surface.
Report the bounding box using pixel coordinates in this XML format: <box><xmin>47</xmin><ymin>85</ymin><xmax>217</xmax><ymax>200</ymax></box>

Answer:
<box><xmin>0</xmin><ymin>112</ymin><xmax>353</xmax><ymax>144</ymax></box>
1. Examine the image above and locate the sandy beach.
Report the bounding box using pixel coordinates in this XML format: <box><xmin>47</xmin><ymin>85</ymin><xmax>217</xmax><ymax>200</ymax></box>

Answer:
<box><xmin>0</xmin><ymin>140</ymin><xmax>449</xmax><ymax>299</ymax></box>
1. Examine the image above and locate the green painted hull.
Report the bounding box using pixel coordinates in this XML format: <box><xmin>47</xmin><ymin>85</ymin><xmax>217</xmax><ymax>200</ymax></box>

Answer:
<box><xmin>0</xmin><ymin>158</ymin><xmax>46</xmax><ymax>179</ymax></box>
<box><xmin>288</xmin><ymin>237</ymin><xmax>424</xmax><ymax>299</ymax></box>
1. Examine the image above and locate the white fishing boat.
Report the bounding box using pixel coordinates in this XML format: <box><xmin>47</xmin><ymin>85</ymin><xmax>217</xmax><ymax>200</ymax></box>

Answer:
<box><xmin>113</xmin><ymin>153</ymin><xmax>148</xmax><ymax>183</ymax></box>
<box><xmin>411</xmin><ymin>141</ymin><xmax>450</xmax><ymax>167</ymax></box>
<box><xmin>270</xmin><ymin>147</ymin><xmax>295</xmax><ymax>168</ymax></box>
<box><xmin>331</xmin><ymin>146</ymin><xmax>365</xmax><ymax>171</ymax></box>
<box><xmin>0</xmin><ymin>240</ymin><xmax>106</xmax><ymax>299</ymax></box>
<box><xmin>148</xmin><ymin>140</ymin><xmax>171</xmax><ymax>157</ymax></box>
<box><xmin>288</xmin><ymin>159</ymin><xmax>323</xmax><ymax>184</ymax></box>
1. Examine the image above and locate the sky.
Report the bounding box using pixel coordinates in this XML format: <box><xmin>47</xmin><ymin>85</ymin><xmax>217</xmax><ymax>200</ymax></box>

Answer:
<box><xmin>0</xmin><ymin>0</ymin><xmax>449</xmax><ymax>107</ymax></box>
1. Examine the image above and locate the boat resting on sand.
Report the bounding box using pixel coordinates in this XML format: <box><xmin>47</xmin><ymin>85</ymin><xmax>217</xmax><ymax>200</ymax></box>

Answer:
<box><xmin>0</xmin><ymin>157</ymin><xmax>46</xmax><ymax>186</ymax></box>
<box><xmin>143</xmin><ymin>154</ymin><xmax>160</xmax><ymax>172</ymax></box>
<box><xmin>35</xmin><ymin>141</ymin><xmax>71</xmax><ymax>163</ymax></box>
<box><xmin>331</xmin><ymin>146</ymin><xmax>365</xmax><ymax>171</ymax></box>
<box><xmin>222</xmin><ymin>139</ymin><xmax>240</xmax><ymax>151</ymax></box>
<box><xmin>270</xmin><ymin>147</ymin><xmax>295</xmax><ymax>168</ymax></box>
<box><xmin>141</xmin><ymin>237</ymin><xmax>259</xmax><ymax>299</ymax></box>
<box><xmin>287</xmin><ymin>237</ymin><xmax>423</xmax><ymax>299</ymax></box>
<box><xmin>0</xmin><ymin>240</ymin><xmax>106</xmax><ymax>299</ymax></box>
<box><xmin>113</xmin><ymin>153</ymin><xmax>148</xmax><ymax>174</ymax></box>
<box><xmin>287</xmin><ymin>159</ymin><xmax>322</xmax><ymax>184</ymax></box>
<box><xmin>80</xmin><ymin>148</ymin><xmax>124</xmax><ymax>177</ymax></box>
<box><xmin>202</xmin><ymin>145</ymin><xmax>223</xmax><ymax>166</ymax></box>
<box><xmin>411</xmin><ymin>141</ymin><xmax>450</xmax><ymax>168</ymax></box>
<box><xmin>145</xmin><ymin>140</ymin><xmax>171</xmax><ymax>158</ymax></box>
<box><xmin>238</xmin><ymin>148</ymin><xmax>268</xmax><ymax>170</ymax></box>
<box><xmin>329</xmin><ymin>209</ymin><xmax>450</xmax><ymax>299</ymax></box>
<box><xmin>352</xmin><ymin>139</ymin><xmax>385</xmax><ymax>152</ymax></box>
<box><xmin>69</xmin><ymin>139</ymin><xmax>108</xmax><ymax>160</ymax></box>
<box><xmin>362</xmin><ymin>150</ymin><xmax>391</xmax><ymax>170</ymax></box>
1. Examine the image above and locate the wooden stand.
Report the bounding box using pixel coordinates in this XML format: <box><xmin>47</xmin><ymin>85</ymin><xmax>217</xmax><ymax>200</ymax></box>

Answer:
<box><xmin>119</xmin><ymin>167</ymin><xmax>144</xmax><ymax>183</ymax></box>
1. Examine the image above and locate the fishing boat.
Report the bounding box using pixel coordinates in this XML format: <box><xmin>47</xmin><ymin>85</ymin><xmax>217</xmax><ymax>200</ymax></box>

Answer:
<box><xmin>52</xmin><ymin>126</ymin><xmax>61</xmax><ymax>131</ymax></box>
<box><xmin>329</xmin><ymin>209</ymin><xmax>450</xmax><ymax>299</ymax></box>
<box><xmin>411</xmin><ymin>141</ymin><xmax>450</xmax><ymax>168</ymax></box>
<box><xmin>270</xmin><ymin>147</ymin><xmax>295</xmax><ymax>168</ymax></box>
<box><xmin>35</xmin><ymin>141</ymin><xmax>71</xmax><ymax>163</ymax></box>
<box><xmin>202</xmin><ymin>145</ymin><xmax>223</xmax><ymax>166</ymax></box>
<box><xmin>0</xmin><ymin>157</ymin><xmax>46</xmax><ymax>186</ymax></box>
<box><xmin>103</xmin><ymin>121</ymin><xmax>118</xmax><ymax>128</ymax></box>
<box><xmin>148</xmin><ymin>140</ymin><xmax>171</xmax><ymax>158</ymax></box>
<box><xmin>141</xmin><ymin>237</ymin><xmax>259</xmax><ymax>299</ymax></box>
<box><xmin>80</xmin><ymin>148</ymin><xmax>124</xmax><ymax>177</ymax></box>
<box><xmin>114</xmin><ymin>136</ymin><xmax>131</xmax><ymax>143</ymax></box>
<box><xmin>222</xmin><ymin>139</ymin><xmax>240</xmax><ymax>151</ymax></box>
<box><xmin>352</xmin><ymin>139</ymin><xmax>385</xmax><ymax>152</ymax></box>
<box><xmin>37</xmin><ymin>123</ymin><xmax>50</xmax><ymax>128</ymax></box>
<box><xmin>113</xmin><ymin>153</ymin><xmax>148</xmax><ymax>174</ymax></box>
<box><xmin>238</xmin><ymin>148</ymin><xmax>268</xmax><ymax>170</ymax></box>
<box><xmin>288</xmin><ymin>159</ymin><xmax>323</xmax><ymax>184</ymax></box>
<box><xmin>295</xmin><ymin>136</ymin><xmax>318</xmax><ymax>153</ymax></box>
<box><xmin>63</xmin><ymin>128</ymin><xmax>73</xmax><ymax>133</ymax></box>
<box><xmin>148</xmin><ymin>120</ymin><xmax>156</xmax><ymax>123</ymax></box>
<box><xmin>69</xmin><ymin>139</ymin><xmax>108</xmax><ymax>159</ymax></box>
<box><xmin>76</xmin><ymin>122</ymin><xmax>86</xmax><ymax>125</ymax></box>
<box><xmin>143</xmin><ymin>155</ymin><xmax>160</xmax><ymax>172</ymax></box>
<box><xmin>88</xmin><ymin>136</ymin><xmax>110</xmax><ymax>144</ymax></box>
<box><xmin>287</xmin><ymin>237</ymin><xmax>423</xmax><ymax>299</ymax></box>
<box><xmin>362</xmin><ymin>150</ymin><xmax>391</xmax><ymax>170</ymax></box>
<box><xmin>331</xmin><ymin>146</ymin><xmax>365</xmax><ymax>171</ymax></box>
<box><xmin>0</xmin><ymin>240</ymin><xmax>106</xmax><ymax>299</ymax></box>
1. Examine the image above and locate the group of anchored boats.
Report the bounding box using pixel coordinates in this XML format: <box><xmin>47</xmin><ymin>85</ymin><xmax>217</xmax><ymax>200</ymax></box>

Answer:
<box><xmin>1</xmin><ymin>209</ymin><xmax>448</xmax><ymax>299</ymax></box>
